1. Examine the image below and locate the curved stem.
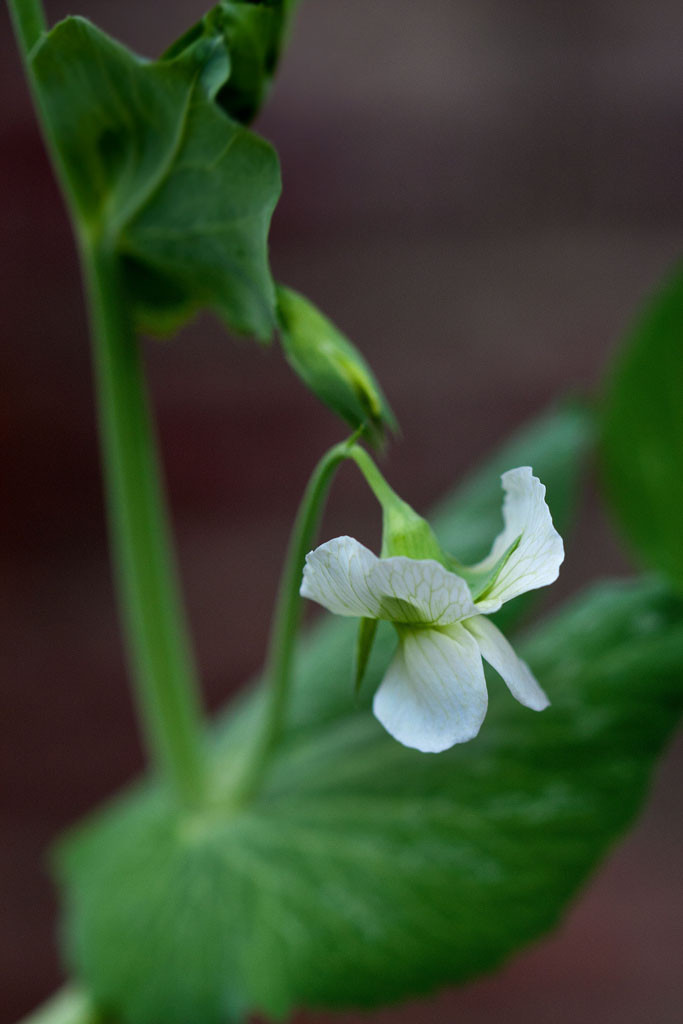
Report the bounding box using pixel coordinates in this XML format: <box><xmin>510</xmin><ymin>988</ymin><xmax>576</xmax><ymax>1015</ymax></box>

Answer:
<box><xmin>82</xmin><ymin>241</ymin><xmax>206</xmax><ymax>805</ymax></box>
<box><xmin>234</xmin><ymin>437</ymin><xmax>357</xmax><ymax>802</ymax></box>
<box><xmin>235</xmin><ymin>437</ymin><xmax>411</xmax><ymax>803</ymax></box>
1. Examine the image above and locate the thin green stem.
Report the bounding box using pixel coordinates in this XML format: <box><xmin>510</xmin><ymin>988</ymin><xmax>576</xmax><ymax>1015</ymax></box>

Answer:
<box><xmin>345</xmin><ymin>444</ymin><xmax>400</xmax><ymax>507</ymax></box>
<box><xmin>234</xmin><ymin>437</ymin><xmax>410</xmax><ymax>802</ymax></box>
<box><xmin>234</xmin><ymin>437</ymin><xmax>357</xmax><ymax>802</ymax></box>
<box><xmin>81</xmin><ymin>241</ymin><xmax>206</xmax><ymax>805</ymax></box>
<box><xmin>7</xmin><ymin>0</ymin><xmax>46</xmax><ymax>57</ymax></box>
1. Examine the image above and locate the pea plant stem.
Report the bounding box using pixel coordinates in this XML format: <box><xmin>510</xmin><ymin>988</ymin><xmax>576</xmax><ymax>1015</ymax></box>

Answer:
<box><xmin>81</xmin><ymin>241</ymin><xmax>207</xmax><ymax>806</ymax></box>
<box><xmin>9</xmin><ymin>0</ymin><xmax>207</xmax><ymax>805</ymax></box>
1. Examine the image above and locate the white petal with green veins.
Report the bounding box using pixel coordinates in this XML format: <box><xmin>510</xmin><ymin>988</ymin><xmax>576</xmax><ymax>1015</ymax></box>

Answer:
<box><xmin>300</xmin><ymin>536</ymin><xmax>383</xmax><ymax>618</ymax></box>
<box><xmin>472</xmin><ymin>467</ymin><xmax>564</xmax><ymax>608</ymax></box>
<box><xmin>372</xmin><ymin>556</ymin><xmax>477</xmax><ymax>625</ymax></box>
<box><xmin>372</xmin><ymin>625</ymin><xmax>488</xmax><ymax>752</ymax></box>
<box><xmin>463</xmin><ymin>614</ymin><xmax>550</xmax><ymax>711</ymax></box>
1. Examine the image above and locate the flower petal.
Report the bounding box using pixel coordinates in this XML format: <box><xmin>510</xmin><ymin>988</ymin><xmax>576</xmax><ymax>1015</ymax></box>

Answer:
<box><xmin>300</xmin><ymin>536</ymin><xmax>383</xmax><ymax>618</ymax></box>
<box><xmin>464</xmin><ymin>615</ymin><xmax>549</xmax><ymax>711</ymax></box>
<box><xmin>370</xmin><ymin>556</ymin><xmax>477</xmax><ymax>626</ymax></box>
<box><xmin>473</xmin><ymin>467</ymin><xmax>564</xmax><ymax>610</ymax></box>
<box><xmin>372</xmin><ymin>625</ymin><xmax>488</xmax><ymax>752</ymax></box>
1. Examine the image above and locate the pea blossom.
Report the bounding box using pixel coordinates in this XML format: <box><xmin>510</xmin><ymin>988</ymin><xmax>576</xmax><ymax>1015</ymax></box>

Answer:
<box><xmin>300</xmin><ymin>467</ymin><xmax>563</xmax><ymax>752</ymax></box>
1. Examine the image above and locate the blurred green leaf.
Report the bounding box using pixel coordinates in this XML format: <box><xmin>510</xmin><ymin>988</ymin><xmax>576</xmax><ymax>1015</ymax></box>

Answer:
<box><xmin>601</xmin><ymin>265</ymin><xmax>683</xmax><ymax>590</ymax></box>
<box><xmin>277</xmin><ymin>285</ymin><xmax>398</xmax><ymax>445</ymax></box>
<box><xmin>164</xmin><ymin>1</ymin><xmax>300</xmax><ymax>124</ymax></box>
<box><xmin>31</xmin><ymin>17</ymin><xmax>281</xmax><ymax>338</ymax></box>
<box><xmin>61</xmin><ymin>407</ymin><xmax>683</xmax><ymax>1024</ymax></box>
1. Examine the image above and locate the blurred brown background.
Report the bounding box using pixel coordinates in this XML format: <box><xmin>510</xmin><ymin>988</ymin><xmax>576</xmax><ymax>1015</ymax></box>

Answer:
<box><xmin>1</xmin><ymin>1</ymin><xmax>682</xmax><ymax>1021</ymax></box>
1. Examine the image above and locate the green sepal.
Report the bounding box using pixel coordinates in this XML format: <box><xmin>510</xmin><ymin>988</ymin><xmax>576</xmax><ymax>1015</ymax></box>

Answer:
<box><xmin>347</xmin><ymin>447</ymin><xmax>449</xmax><ymax>562</ymax></box>
<box><xmin>380</xmin><ymin>499</ymin><xmax>447</xmax><ymax>562</ymax></box>
<box><xmin>163</xmin><ymin>1</ymin><xmax>299</xmax><ymax>125</ymax></box>
<box><xmin>277</xmin><ymin>286</ymin><xmax>398</xmax><ymax>447</ymax></box>
<box><xmin>31</xmin><ymin>17</ymin><xmax>281</xmax><ymax>339</ymax></box>
<box><xmin>353</xmin><ymin>617</ymin><xmax>378</xmax><ymax>695</ymax></box>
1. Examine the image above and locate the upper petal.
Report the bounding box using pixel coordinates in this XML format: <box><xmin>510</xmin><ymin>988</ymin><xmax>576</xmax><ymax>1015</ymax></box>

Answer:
<box><xmin>372</xmin><ymin>625</ymin><xmax>488</xmax><ymax>752</ymax></box>
<box><xmin>464</xmin><ymin>615</ymin><xmax>549</xmax><ymax>711</ymax></box>
<box><xmin>473</xmin><ymin>466</ymin><xmax>564</xmax><ymax>609</ymax></box>
<box><xmin>370</xmin><ymin>556</ymin><xmax>477</xmax><ymax>625</ymax></box>
<box><xmin>300</xmin><ymin>536</ymin><xmax>383</xmax><ymax>618</ymax></box>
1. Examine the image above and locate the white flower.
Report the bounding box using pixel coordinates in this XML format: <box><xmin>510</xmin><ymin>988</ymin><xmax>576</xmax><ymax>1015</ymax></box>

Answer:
<box><xmin>300</xmin><ymin>467</ymin><xmax>563</xmax><ymax>753</ymax></box>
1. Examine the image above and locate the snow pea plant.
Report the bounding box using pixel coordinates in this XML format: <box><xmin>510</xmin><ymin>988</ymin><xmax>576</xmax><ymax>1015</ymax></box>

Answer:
<box><xmin>9</xmin><ymin>2</ymin><xmax>683</xmax><ymax>1023</ymax></box>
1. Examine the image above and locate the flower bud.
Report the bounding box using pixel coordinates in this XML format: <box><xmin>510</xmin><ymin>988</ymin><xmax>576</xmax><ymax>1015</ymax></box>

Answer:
<box><xmin>277</xmin><ymin>286</ymin><xmax>398</xmax><ymax>447</ymax></box>
<box><xmin>164</xmin><ymin>1</ymin><xmax>292</xmax><ymax>123</ymax></box>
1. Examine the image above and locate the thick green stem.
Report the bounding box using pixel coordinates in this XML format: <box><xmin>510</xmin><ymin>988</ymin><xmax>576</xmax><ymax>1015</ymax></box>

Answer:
<box><xmin>9</xmin><ymin>1</ymin><xmax>207</xmax><ymax>805</ymax></box>
<box><xmin>81</xmin><ymin>241</ymin><xmax>206</xmax><ymax>804</ymax></box>
<box><xmin>7</xmin><ymin>0</ymin><xmax>46</xmax><ymax>57</ymax></box>
<box><xmin>234</xmin><ymin>438</ymin><xmax>357</xmax><ymax>801</ymax></box>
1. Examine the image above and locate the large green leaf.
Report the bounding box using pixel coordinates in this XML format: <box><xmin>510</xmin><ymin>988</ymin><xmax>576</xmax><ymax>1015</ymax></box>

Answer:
<box><xmin>31</xmin><ymin>17</ymin><xmax>281</xmax><ymax>338</ymax></box>
<box><xmin>56</xmin><ymin>579</ymin><xmax>683</xmax><ymax>1023</ymax></box>
<box><xmin>56</xmin><ymin>407</ymin><xmax>683</xmax><ymax>1022</ymax></box>
<box><xmin>601</xmin><ymin>264</ymin><xmax>683</xmax><ymax>590</ymax></box>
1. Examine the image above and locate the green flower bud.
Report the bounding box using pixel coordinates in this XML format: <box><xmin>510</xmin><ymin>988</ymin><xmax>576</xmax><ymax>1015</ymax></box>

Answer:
<box><xmin>164</xmin><ymin>1</ymin><xmax>294</xmax><ymax>123</ymax></box>
<box><xmin>277</xmin><ymin>286</ymin><xmax>398</xmax><ymax>448</ymax></box>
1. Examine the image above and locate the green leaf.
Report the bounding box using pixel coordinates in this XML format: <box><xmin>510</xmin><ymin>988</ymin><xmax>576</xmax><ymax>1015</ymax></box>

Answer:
<box><xmin>31</xmin><ymin>17</ymin><xmax>281</xmax><ymax>338</ymax></box>
<box><xmin>277</xmin><ymin>285</ymin><xmax>398</xmax><ymax>446</ymax></box>
<box><xmin>57</xmin><ymin>405</ymin><xmax>634</xmax><ymax>1024</ymax></box>
<box><xmin>164</xmin><ymin>1</ymin><xmax>300</xmax><ymax>125</ymax></box>
<box><xmin>601</xmin><ymin>264</ymin><xmax>683</xmax><ymax>591</ymax></box>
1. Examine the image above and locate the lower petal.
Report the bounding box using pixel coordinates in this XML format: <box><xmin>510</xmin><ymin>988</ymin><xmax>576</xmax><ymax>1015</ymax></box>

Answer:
<box><xmin>464</xmin><ymin>615</ymin><xmax>549</xmax><ymax>711</ymax></box>
<box><xmin>372</xmin><ymin>626</ymin><xmax>488</xmax><ymax>753</ymax></box>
